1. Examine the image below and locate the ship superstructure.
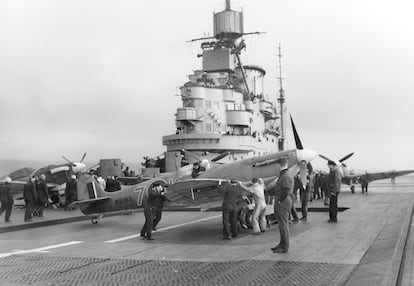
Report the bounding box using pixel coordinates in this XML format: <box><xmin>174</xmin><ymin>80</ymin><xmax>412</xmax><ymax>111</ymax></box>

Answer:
<box><xmin>162</xmin><ymin>0</ymin><xmax>283</xmax><ymax>172</ymax></box>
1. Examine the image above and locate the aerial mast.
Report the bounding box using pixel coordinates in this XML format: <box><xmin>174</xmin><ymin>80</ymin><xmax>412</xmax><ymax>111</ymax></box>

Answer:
<box><xmin>277</xmin><ymin>44</ymin><xmax>286</xmax><ymax>150</ymax></box>
<box><xmin>225</xmin><ymin>0</ymin><xmax>231</xmax><ymax>10</ymax></box>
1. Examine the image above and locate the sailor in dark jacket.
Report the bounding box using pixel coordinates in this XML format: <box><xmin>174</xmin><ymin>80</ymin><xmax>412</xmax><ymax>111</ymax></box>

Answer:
<box><xmin>23</xmin><ymin>177</ymin><xmax>38</xmax><ymax>221</ymax></box>
<box><xmin>327</xmin><ymin>161</ymin><xmax>341</xmax><ymax>223</ymax></box>
<box><xmin>35</xmin><ymin>174</ymin><xmax>50</xmax><ymax>217</ymax></box>
<box><xmin>0</xmin><ymin>178</ymin><xmax>14</xmax><ymax>222</ymax></box>
<box><xmin>152</xmin><ymin>185</ymin><xmax>170</xmax><ymax>230</ymax></box>
<box><xmin>266</xmin><ymin>158</ymin><xmax>294</xmax><ymax>253</ymax></box>
<box><xmin>65</xmin><ymin>175</ymin><xmax>77</xmax><ymax>210</ymax></box>
<box><xmin>140</xmin><ymin>184</ymin><xmax>161</xmax><ymax>240</ymax></box>
<box><xmin>219</xmin><ymin>180</ymin><xmax>243</xmax><ymax>239</ymax></box>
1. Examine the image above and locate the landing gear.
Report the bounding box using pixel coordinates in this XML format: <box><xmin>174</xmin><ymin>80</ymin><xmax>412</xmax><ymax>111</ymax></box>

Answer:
<box><xmin>91</xmin><ymin>214</ymin><xmax>103</xmax><ymax>224</ymax></box>
<box><xmin>245</xmin><ymin>210</ymin><xmax>253</xmax><ymax>229</ymax></box>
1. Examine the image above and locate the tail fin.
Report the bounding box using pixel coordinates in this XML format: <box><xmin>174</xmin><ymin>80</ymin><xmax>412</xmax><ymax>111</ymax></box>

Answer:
<box><xmin>77</xmin><ymin>173</ymin><xmax>105</xmax><ymax>201</ymax></box>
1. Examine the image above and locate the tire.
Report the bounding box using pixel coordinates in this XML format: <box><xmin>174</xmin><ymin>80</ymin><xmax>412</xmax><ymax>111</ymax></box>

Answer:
<box><xmin>245</xmin><ymin>210</ymin><xmax>253</xmax><ymax>229</ymax></box>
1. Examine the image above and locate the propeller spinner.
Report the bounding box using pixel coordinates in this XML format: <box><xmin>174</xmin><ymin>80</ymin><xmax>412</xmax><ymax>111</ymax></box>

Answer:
<box><xmin>61</xmin><ymin>153</ymin><xmax>87</xmax><ymax>173</ymax></box>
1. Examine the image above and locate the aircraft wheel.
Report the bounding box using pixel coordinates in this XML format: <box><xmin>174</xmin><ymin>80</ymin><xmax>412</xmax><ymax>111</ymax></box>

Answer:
<box><xmin>350</xmin><ymin>186</ymin><xmax>355</xmax><ymax>193</ymax></box>
<box><xmin>91</xmin><ymin>218</ymin><xmax>99</xmax><ymax>224</ymax></box>
<box><xmin>245</xmin><ymin>210</ymin><xmax>253</xmax><ymax>229</ymax></box>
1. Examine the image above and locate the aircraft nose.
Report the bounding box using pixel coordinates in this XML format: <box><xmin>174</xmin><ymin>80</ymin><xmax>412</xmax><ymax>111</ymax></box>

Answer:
<box><xmin>296</xmin><ymin>149</ymin><xmax>318</xmax><ymax>164</ymax></box>
<box><xmin>73</xmin><ymin>162</ymin><xmax>86</xmax><ymax>173</ymax></box>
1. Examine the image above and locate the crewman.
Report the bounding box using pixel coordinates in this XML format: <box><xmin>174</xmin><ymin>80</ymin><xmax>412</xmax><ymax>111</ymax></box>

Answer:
<box><xmin>289</xmin><ymin>176</ymin><xmax>299</xmax><ymax>223</ymax></box>
<box><xmin>65</xmin><ymin>175</ymin><xmax>77</xmax><ymax>210</ymax></box>
<box><xmin>308</xmin><ymin>171</ymin><xmax>315</xmax><ymax>202</ymax></box>
<box><xmin>313</xmin><ymin>172</ymin><xmax>321</xmax><ymax>199</ymax></box>
<box><xmin>123</xmin><ymin>167</ymin><xmax>130</xmax><ymax>177</ymax></box>
<box><xmin>23</xmin><ymin>177</ymin><xmax>37</xmax><ymax>221</ymax></box>
<box><xmin>106</xmin><ymin>176</ymin><xmax>120</xmax><ymax>192</ymax></box>
<box><xmin>299</xmin><ymin>175</ymin><xmax>310</xmax><ymax>221</ymax></box>
<box><xmin>105</xmin><ymin>176</ymin><xmax>113</xmax><ymax>192</ymax></box>
<box><xmin>152</xmin><ymin>185</ymin><xmax>170</xmax><ymax>230</ymax></box>
<box><xmin>327</xmin><ymin>160</ymin><xmax>341</xmax><ymax>223</ymax></box>
<box><xmin>320</xmin><ymin>173</ymin><xmax>329</xmax><ymax>205</ymax></box>
<box><xmin>35</xmin><ymin>174</ymin><xmax>51</xmax><ymax>217</ymax></box>
<box><xmin>239</xmin><ymin>177</ymin><xmax>267</xmax><ymax>235</ymax></box>
<box><xmin>360</xmin><ymin>177</ymin><xmax>368</xmax><ymax>193</ymax></box>
<box><xmin>140</xmin><ymin>184</ymin><xmax>161</xmax><ymax>240</ymax></box>
<box><xmin>113</xmin><ymin>176</ymin><xmax>121</xmax><ymax>191</ymax></box>
<box><xmin>0</xmin><ymin>177</ymin><xmax>14</xmax><ymax>223</ymax></box>
<box><xmin>267</xmin><ymin>157</ymin><xmax>294</xmax><ymax>253</ymax></box>
<box><xmin>96</xmin><ymin>175</ymin><xmax>106</xmax><ymax>191</ymax></box>
<box><xmin>218</xmin><ymin>180</ymin><xmax>243</xmax><ymax>239</ymax></box>
<box><xmin>191</xmin><ymin>162</ymin><xmax>203</xmax><ymax>178</ymax></box>
<box><xmin>236</xmin><ymin>195</ymin><xmax>250</xmax><ymax>229</ymax></box>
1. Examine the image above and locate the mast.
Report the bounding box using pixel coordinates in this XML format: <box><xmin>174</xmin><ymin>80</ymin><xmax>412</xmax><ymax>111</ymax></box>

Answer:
<box><xmin>225</xmin><ymin>0</ymin><xmax>231</xmax><ymax>10</ymax></box>
<box><xmin>277</xmin><ymin>43</ymin><xmax>286</xmax><ymax>150</ymax></box>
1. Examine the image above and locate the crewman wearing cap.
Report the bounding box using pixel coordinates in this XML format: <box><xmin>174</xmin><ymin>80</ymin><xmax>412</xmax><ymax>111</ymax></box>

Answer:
<box><xmin>0</xmin><ymin>177</ymin><xmax>14</xmax><ymax>222</ymax></box>
<box><xmin>65</xmin><ymin>175</ymin><xmax>77</xmax><ymax>210</ymax></box>
<box><xmin>23</xmin><ymin>177</ymin><xmax>38</xmax><ymax>221</ymax></box>
<box><xmin>266</xmin><ymin>157</ymin><xmax>294</xmax><ymax>253</ymax></box>
<box><xmin>140</xmin><ymin>183</ymin><xmax>161</xmax><ymax>240</ymax></box>
<box><xmin>35</xmin><ymin>174</ymin><xmax>51</xmax><ymax>217</ymax></box>
<box><xmin>218</xmin><ymin>180</ymin><xmax>243</xmax><ymax>239</ymax></box>
<box><xmin>152</xmin><ymin>185</ymin><xmax>170</xmax><ymax>230</ymax></box>
<box><xmin>327</xmin><ymin>160</ymin><xmax>341</xmax><ymax>223</ymax></box>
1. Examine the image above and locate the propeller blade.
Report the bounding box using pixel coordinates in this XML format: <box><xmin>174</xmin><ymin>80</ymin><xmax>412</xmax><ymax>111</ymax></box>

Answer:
<box><xmin>339</xmin><ymin>152</ymin><xmax>354</xmax><ymax>163</ymax></box>
<box><xmin>211</xmin><ymin>151</ymin><xmax>230</xmax><ymax>162</ymax></box>
<box><xmin>61</xmin><ymin>155</ymin><xmax>74</xmax><ymax>166</ymax></box>
<box><xmin>319</xmin><ymin>154</ymin><xmax>332</xmax><ymax>161</ymax></box>
<box><xmin>290</xmin><ymin>115</ymin><xmax>304</xmax><ymax>150</ymax></box>
<box><xmin>85</xmin><ymin>162</ymin><xmax>100</xmax><ymax>173</ymax></box>
<box><xmin>80</xmin><ymin>152</ymin><xmax>87</xmax><ymax>163</ymax></box>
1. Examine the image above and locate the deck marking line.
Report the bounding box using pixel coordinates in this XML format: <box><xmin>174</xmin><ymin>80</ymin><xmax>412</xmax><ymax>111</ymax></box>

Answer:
<box><xmin>0</xmin><ymin>241</ymin><xmax>83</xmax><ymax>258</ymax></box>
<box><xmin>105</xmin><ymin>214</ymin><xmax>221</xmax><ymax>243</ymax></box>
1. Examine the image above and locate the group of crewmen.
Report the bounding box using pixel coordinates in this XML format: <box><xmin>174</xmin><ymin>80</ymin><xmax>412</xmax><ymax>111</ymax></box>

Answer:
<box><xmin>217</xmin><ymin>158</ymin><xmax>342</xmax><ymax>253</ymax></box>
<box><xmin>0</xmin><ymin>174</ymin><xmax>78</xmax><ymax>223</ymax></box>
<box><xmin>1</xmin><ymin>160</ymin><xmax>343</xmax><ymax>252</ymax></box>
<box><xmin>21</xmin><ymin>174</ymin><xmax>52</xmax><ymax>222</ymax></box>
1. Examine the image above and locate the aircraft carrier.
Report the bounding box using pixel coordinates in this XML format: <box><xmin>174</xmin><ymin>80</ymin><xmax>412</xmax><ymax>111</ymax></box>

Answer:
<box><xmin>1</xmin><ymin>2</ymin><xmax>413</xmax><ymax>285</ymax></box>
<box><xmin>160</xmin><ymin>0</ymin><xmax>285</xmax><ymax>172</ymax></box>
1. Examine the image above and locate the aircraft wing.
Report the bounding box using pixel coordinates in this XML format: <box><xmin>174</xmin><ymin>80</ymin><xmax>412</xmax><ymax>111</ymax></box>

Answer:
<box><xmin>0</xmin><ymin>180</ymin><xmax>27</xmax><ymax>200</ymax></box>
<box><xmin>346</xmin><ymin>170</ymin><xmax>414</xmax><ymax>183</ymax></box>
<box><xmin>167</xmin><ymin>177</ymin><xmax>277</xmax><ymax>209</ymax></box>
<box><xmin>168</xmin><ymin>178</ymin><xmax>231</xmax><ymax>207</ymax></box>
<box><xmin>0</xmin><ymin>167</ymin><xmax>35</xmax><ymax>181</ymax></box>
<box><xmin>68</xmin><ymin>197</ymin><xmax>111</xmax><ymax>208</ymax></box>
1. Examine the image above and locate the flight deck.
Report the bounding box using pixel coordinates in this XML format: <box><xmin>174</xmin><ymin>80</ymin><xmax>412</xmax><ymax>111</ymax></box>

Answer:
<box><xmin>0</xmin><ymin>181</ymin><xmax>413</xmax><ymax>286</ymax></box>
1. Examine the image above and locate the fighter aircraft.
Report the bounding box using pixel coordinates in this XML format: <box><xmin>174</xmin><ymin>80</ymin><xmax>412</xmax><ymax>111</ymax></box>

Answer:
<box><xmin>0</xmin><ymin>153</ymin><xmax>88</xmax><ymax>202</ymax></box>
<box><xmin>319</xmin><ymin>153</ymin><xmax>414</xmax><ymax>192</ymax></box>
<box><xmin>72</xmin><ymin>148</ymin><xmax>317</xmax><ymax>224</ymax></box>
<box><xmin>70</xmin><ymin>117</ymin><xmax>318</xmax><ymax>223</ymax></box>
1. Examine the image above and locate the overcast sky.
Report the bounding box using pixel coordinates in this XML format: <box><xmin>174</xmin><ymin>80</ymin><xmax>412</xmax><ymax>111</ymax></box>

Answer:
<box><xmin>0</xmin><ymin>0</ymin><xmax>413</xmax><ymax>172</ymax></box>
